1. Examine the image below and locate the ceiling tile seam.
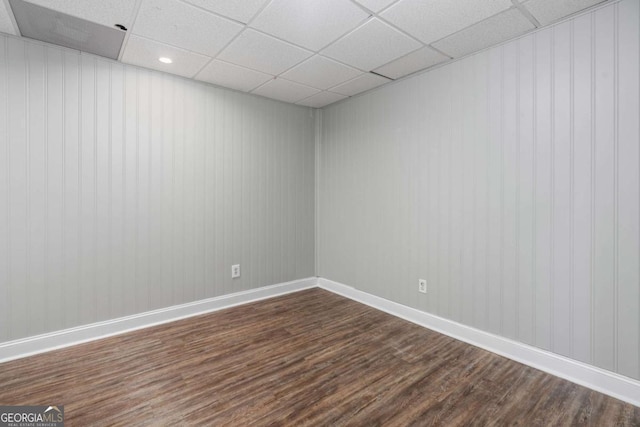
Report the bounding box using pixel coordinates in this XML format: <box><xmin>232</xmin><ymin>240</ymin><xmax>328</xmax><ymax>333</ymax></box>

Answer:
<box><xmin>196</xmin><ymin>27</ymin><xmax>318</xmax><ymax>79</ymax></box>
<box><xmin>252</xmin><ymin>84</ymin><xmax>319</xmax><ymax>104</ymax></box>
<box><xmin>117</xmin><ymin>0</ymin><xmax>144</xmax><ymax>61</ymax></box>
<box><xmin>241</xmin><ymin>18</ymin><xmax>369</xmax><ymax>57</ymax></box>
<box><xmin>307</xmin><ymin>54</ymin><xmax>369</xmax><ymax>74</ymax></box>
<box><xmin>247</xmin><ymin>0</ymin><xmax>275</xmax><ymax>24</ymax></box>
<box><xmin>370</xmin><ymin>45</ymin><xmax>452</xmax><ymax>77</ymax></box>
<box><xmin>421</xmin><ymin>5</ymin><xmax>527</xmax><ymax>49</ymax></box>
<box><xmin>200</xmin><ymin>57</ymin><xmax>277</xmax><ymax>81</ymax></box>
<box><xmin>318</xmin><ymin>15</ymin><xmax>429</xmax><ymax>68</ymax></box>
<box><xmin>268</xmin><ymin>54</ymin><xmax>365</xmax><ymax>91</ymax></box>
<box><xmin>345</xmin><ymin>0</ymin><xmax>376</xmax><ymax>15</ymax></box>
<box><xmin>191</xmin><ymin>0</ymin><xmax>275</xmax><ymax>78</ymax></box>
<box><xmin>2</xmin><ymin>0</ymin><xmax>19</xmax><ymax>35</ymax></box>
<box><xmin>425</xmin><ymin>45</ymin><xmax>453</xmax><ymax>60</ymax></box>
<box><xmin>511</xmin><ymin>0</ymin><xmax>541</xmax><ymax>28</ymax></box>
<box><xmin>346</xmin><ymin>0</ymin><xmax>402</xmax><ymax>18</ymax></box>
<box><xmin>324</xmin><ymin>72</ymin><xmax>389</xmax><ymax>93</ymax></box>
<box><xmin>125</xmin><ymin>32</ymin><xmax>213</xmax><ymax>60</ymax></box>
<box><xmin>280</xmin><ymin>61</ymin><xmax>367</xmax><ymax>91</ymax></box>
<box><xmin>297</xmin><ymin>14</ymin><xmax>373</xmax><ymax>55</ymax></box>
<box><xmin>195</xmin><ymin>63</ymin><xmax>276</xmax><ymax>93</ymax></box>
<box><xmin>249</xmin><ymin>75</ymin><xmax>322</xmax><ymax>96</ymax></box>
<box><xmin>296</xmin><ymin>89</ymin><xmax>345</xmax><ymax>105</ymax></box>
<box><xmin>325</xmin><ymin>0</ymin><xmax>618</xmax><ymax>110</ymax></box>
<box><xmin>364</xmin><ymin>15</ymin><xmax>428</xmax><ymax>48</ymax></box>
<box><xmin>178</xmin><ymin>0</ymin><xmax>248</xmax><ymax>26</ymax></box>
<box><xmin>369</xmin><ymin>70</ymin><xmax>393</xmax><ymax>79</ymax></box>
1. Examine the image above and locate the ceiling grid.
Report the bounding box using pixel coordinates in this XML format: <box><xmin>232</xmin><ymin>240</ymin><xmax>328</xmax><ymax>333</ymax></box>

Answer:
<box><xmin>0</xmin><ymin>0</ymin><xmax>612</xmax><ymax>107</ymax></box>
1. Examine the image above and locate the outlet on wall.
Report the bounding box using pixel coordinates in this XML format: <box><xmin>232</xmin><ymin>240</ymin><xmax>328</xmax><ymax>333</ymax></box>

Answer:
<box><xmin>418</xmin><ymin>279</ymin><xmax>427</xmax><ymax>294</ymax></box>
<box><xmin>231</xmin><ymin>264</ymin><xmax>240</xmax><ymax>279</ymax></box>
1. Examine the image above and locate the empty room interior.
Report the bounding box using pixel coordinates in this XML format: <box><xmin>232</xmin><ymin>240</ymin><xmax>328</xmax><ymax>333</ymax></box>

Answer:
<box><xmin>0</xmin><ymin>0</ymin><xmax>639</xmax><ymax>424</ymax></box>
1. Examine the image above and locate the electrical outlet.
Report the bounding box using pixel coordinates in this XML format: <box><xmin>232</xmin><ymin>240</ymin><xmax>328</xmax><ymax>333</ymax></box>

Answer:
<box><xmin>418</xmin><ymin>279</ymin><xmax>427</xmax><ymax>294</ymax></box>
<box><xmin>231</xmin><ymin>264</ymin><xmax>240</xmax><ymax>279</ymax></box>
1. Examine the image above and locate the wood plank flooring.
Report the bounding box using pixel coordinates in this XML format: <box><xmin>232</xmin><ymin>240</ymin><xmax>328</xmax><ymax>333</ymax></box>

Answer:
<box><xmin>1</xmin><ymin>288</ymin><xmax>638</xmax><ymax>426</ymax></box>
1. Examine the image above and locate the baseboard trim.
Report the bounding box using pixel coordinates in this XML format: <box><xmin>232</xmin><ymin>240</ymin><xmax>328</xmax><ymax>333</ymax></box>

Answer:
<box><xmin>3</xmin><ymin>276</ymin><xmax>638</xmax><ymax>407</ymax></box>
<box><xmin>318</xmin><ymin>278</ymin><xmax>640</xmax><ymax>407</ymax></box>
<box><xmin>0</xmin><ymin>277</ymin><xmax>318</xmax><ymax>364</ymax></box>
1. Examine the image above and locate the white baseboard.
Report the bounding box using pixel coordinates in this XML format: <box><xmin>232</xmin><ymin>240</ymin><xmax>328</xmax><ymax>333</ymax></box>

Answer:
<box><xmin>2</xmin><ymin>275</ymin><xmax>638</xmax><ymax>408</ymax></box>
<box><xmin>318</xmin><ymin>278</ymin><xmax>640</xmax><ymax>408</ymax></box>
<box><xmin>0</xmin><ymin>277</ymin><xmax>317</xmax><ymax>364</ymax></box>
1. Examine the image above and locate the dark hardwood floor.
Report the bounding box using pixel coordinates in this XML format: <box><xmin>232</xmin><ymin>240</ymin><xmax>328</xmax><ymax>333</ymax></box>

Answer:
<box><xmin>0</xmin><ymin>288</ymin><xmax>638</xmax><ymax>426</ymax></box>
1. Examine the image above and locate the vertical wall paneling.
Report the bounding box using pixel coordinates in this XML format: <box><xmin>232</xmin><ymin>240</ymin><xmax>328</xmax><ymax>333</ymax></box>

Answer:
<box><xmin>319</xmin><ymin>0</ymin><xmax>640</xmax><ymax>381</ymax></box>
<box><xmin>616</xmin><ymin>0</ymin><xmax>640</xmax><ymax>380</ymax></box>
<box><xmin>0</xmin><ymin>37</ymin><xmax>7</xmax><ymax>342</ymax></box>
<box><xmin>517</xmin><ymin>35</ymin><xmax>535</xmax><ymax>346</ymax></box>
<box><xmin>7</xmin><ymin>37</ymin><xmax>27</xmax><ymax>340</ymax></box>
<box><xmin>533</xmin><ymin>27</ymin><xmax>553</xmax><ymax>352</ymax></box>
<box><xmin>552</xmin><ymin>20</ymin><xmax>572</xmax><ymax>358</ymax></box>
<box><xmin>572</xmin><ymin>12</ymin><xmax>594</xmax><ymax>365</ymax></box>
<box><xmin>0</xmin><ymin>35</ymin><xmax>315</xmax><ymax>343</ymax></box>
<box><xmin>593</xmin><ymin>4</ymin><xmax>616</xmax><ymax>372</ymax></box>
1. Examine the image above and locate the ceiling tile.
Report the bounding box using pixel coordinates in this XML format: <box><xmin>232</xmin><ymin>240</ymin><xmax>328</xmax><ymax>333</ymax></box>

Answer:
<box><xmin>252</xmin><ymin>78</ymin><xmax>320</xmax><ymax>103</ymax></box>
<box><xmin>133</xmin><ymin>0</ymin><xmax>243</xmax><ymax>57</ymax></box>
<box><xmin>22</xmin><ymin>0</ymin><xmax>137</xmax><ymax>28</ymax></box>
<box><xmin>329</xmin><ymin>72</ymin><xmax>390</xmax><ymax>96</ymax></box>
<box><xmin>218</xmin><ymin>29</ymin><xmax>312</xmax><ymax>75</ymax></box>
<box><xmin>121</xmin><ymin>35</ymin><xmax>211</xmax><ymax>77</ymax></box>
<box><xmin>374</xmin><ymin>46</ymin><xmax>448</xmax><ymax>79</ymax></box>
<box><xmin>250</xmin><ymin>0</ymin><xmax>368</xmax><ymax>51</ymax></box>
<box><xmin>183</xmin><ymin>0</ymin><xmax>268</xmax><ymax>24</ymax></box>
<box><xmin>281</xmin><ymin>55</ymin><xmax>361</xmax><ymax>90</ymax></box>
<box><xmin>0</xmin><ymin>1</ymin><xmax>17</xmax><ymax>34</ymax></box>
<box><xmin>432</xmin><ymin>8</ymin><xmax>535</xmax><ymax>58</ymax></box>
<box><xmin>196</xmin><ymin>59</ymin><xmax>273</xmax><ymax>92</ymax></box>
<box><xmin>381</xmin><ymin>0</ymin><xmax>512</xmax><ymax>44</ymax></box>
<box><xmin>521</xmin><ymin>0</ymin><xmax>606</xmax><ymax>26</ymax></box>
<box><xmin>352</xmin><ymin>0</ymin><xmax>398</xmax><ymax>13</ymax></box>
<box><xmin>296</xmin><ymin>91</ymin><xmax>347</xmax><ymax>108</ymax></box>
<box><xmin>322</xmin><ymin>18</ymin><xmax>421</xmax><ymax>71</ymax></box>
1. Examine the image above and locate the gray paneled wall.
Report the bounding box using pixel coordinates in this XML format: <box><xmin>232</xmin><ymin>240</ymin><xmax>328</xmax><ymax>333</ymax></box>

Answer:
<box><xmin>0</xmin><ymin>34</ymin><xmax>316</xmax><ymax>343</ymax></box>
<box><xmin>319</xmin><ymin>0</ymin><xmax>639</xmax><ymax>380</ymax></box>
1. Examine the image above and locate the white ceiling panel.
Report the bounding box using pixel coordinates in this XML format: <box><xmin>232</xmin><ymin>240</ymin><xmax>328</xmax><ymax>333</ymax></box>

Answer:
<box><xmin>252</xmin><ymin>78</ymin><xmax>320</xmax><ymax>103</ymax></box>
<box><xmin>329</xmin><ymin>72</ymin><xmax>390</xmax><ymax>96</ymax></box>
<box><xmin>296</xmin><ymin>91</ymin><xmax>347</xmax><ymax>108</ymax></box>
<box><xmin>521</xmin><ymin>0</ymin><xmax>606</xmax><ymax>26</ymax></box>
<box><xmin>133</xmin><ymin>0</ymin><xmax>243</xmax><ymax>57</ymax></box>
<box><xmin>374</xmin><ymin>46</ymin><xmax>448</xmax><ymax>79</ymax></box>
<box><xmin>322</xmin><ymin>18</ymin><xmax>421</xmax><ymax>71</ymax></box>
<box><xmin>250</xmin><ymin>0</ymin><xmax>368</xmax><ymax>52</ymax></box>
<box><xmin>0</xmin><ymin>0</ymin><xmax>17</xmax><ymax>34</ymax></box>
<box><xmin>22</xmin><ymin>0</ymin><xmax>137</xmax><ymax>28</ymax></box>
<box><xmin>218</xmin><ymin>29</ymin><xmax>313</xmax><ymax>75</ymax></box>
<box><xmin>184</xmin><ymin>0</ymin><xmax>268</xmax><ymax>24</ymax></box>
<box><xmin>196</xmin><ymin>59</ymin><xmax>273</xmax><ymax>92</ymax></box>
<box><xmin>432</xmin><ymin>9</ymin><xmax>534</xmax><ymax>58</ymax></box>
<box><xmin>11</xmin><ymin>0</ymin><xmax>601</xmax><ymax>106</ymax></box>
<box><xmin>352</xmin><ymin>0</ymin><xmax>398</xmax><ymax>13</ymax></box>
<box><xmin>381</xmin><ymin>0</ymin><xmax>512</xmax><ymax>44</ymax></box>
<box><xmin>121</xmin><ymin>35</ymin><xmax>211</xmax><ymax>77</ymax></box>
<box><xmin>281</xmin><ymin>55</ymin><xmax>361</xmax><ymax>90</ymax></box>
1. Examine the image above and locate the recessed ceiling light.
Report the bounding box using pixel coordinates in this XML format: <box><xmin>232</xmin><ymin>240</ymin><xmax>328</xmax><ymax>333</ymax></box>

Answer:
<box><xmin>158</xmin><ymin>57</ymin><xmax>173</xmax><ymax>64</ymax></box>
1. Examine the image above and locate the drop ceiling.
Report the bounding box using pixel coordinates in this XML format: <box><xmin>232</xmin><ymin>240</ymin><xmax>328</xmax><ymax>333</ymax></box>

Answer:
<box><xmin>0</xmin><ymin>0</ymin><xmax>610</xmax><ymax>108</ymax></box>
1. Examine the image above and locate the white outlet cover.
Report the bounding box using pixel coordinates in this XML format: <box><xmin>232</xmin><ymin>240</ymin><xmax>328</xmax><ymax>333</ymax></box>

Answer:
<box><xmin>418</xmin><ymin>279</ymin><xmax>427</xmax><ymax>294</ymax></box>
<box><xmin>232</xmin><ymin>264</ymin><xmax>240</xmax><ymax>279</ymax></box>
